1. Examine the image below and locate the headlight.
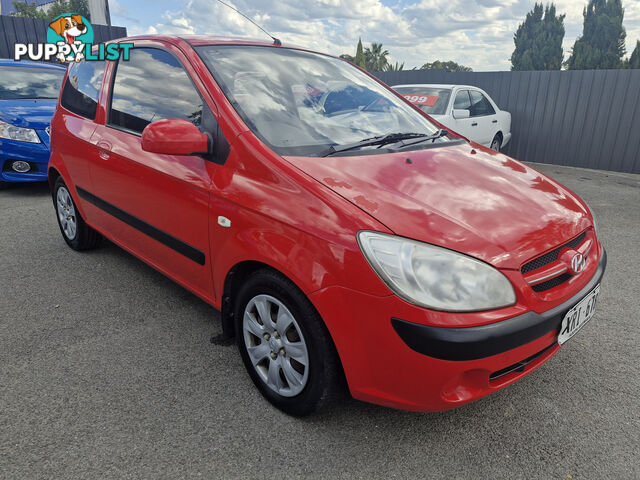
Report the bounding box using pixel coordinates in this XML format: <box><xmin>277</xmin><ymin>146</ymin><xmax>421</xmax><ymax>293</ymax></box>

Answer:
<box><xmin>357</xmin><ymin>231</ymin><xmax>516</xmax><ymax>312</ymax></box>
<box><xmin>0</xmin><ymin>119</ymin><xmax>41</xmax><ymax>143</ymax></box>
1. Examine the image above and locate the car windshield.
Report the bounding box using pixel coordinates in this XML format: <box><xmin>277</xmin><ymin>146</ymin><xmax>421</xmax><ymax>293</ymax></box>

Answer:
<box><xmin>392</xmin><ymin>87</ymin><xmax>452</xmax><ymax>115</ymax></box>
<box><xmin>196</xmin><ymin>45</ymin><xmax>445</xmax><ymax>156</ymax></box>
<box><xmin>0</xmin><ymin>66</ymin><xmax>65</xmax><ymax>100</ymax></box>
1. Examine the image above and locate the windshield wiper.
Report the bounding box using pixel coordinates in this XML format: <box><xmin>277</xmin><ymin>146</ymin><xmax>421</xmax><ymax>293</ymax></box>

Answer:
<box><xmin>320</xmin><ymin>130</ymin><xmax>448</xmax><ymax>157</ymax></box>
<box><xmin>396</xmin><ymin>129</ymin><xmax>449</xmax><ymax>149</ymax></box>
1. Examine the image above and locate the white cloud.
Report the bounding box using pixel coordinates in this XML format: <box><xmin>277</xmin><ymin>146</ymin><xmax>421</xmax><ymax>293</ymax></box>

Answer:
<box><xmin>132</xmin><ymin>0</ymin><xmax>640</xmax><ymax>71</ymax></box>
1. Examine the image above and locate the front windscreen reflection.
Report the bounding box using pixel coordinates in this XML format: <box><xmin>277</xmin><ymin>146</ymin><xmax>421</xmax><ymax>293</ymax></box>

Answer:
<box><xmin>197</xmin><ymin>45</ymin><xmax>439</xmax><ymax>156</ymax></box>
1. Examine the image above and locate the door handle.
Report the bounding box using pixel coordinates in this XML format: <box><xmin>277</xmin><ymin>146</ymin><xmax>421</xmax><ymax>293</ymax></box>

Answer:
<box><xmin>492</xmin><ymin>119</ymin><xmax>498</xmax><ymax>124</ymax></box>
<box><xmin>471</xmin><ymin>122</ymin><xmax>478</xmax><ymax>127</ymax></box>
<box><xmin>97</xmin><ymin>140</ymin><xmax>112</xmax><ymax>160</ymax></box>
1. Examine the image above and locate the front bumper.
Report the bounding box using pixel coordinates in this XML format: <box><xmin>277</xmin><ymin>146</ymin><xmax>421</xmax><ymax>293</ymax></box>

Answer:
<box><xmin>309</xmin><ymin>248</ymin><xmax>606</xmax><ymax>412</ymax></box>
<box><xmin>392</xmin><ymin>249</ymin><xmax>606</xmax><ymax>361</ymax></box>
<box><xmin>0</xmin><ymin>132</ymin><xmax>50</xmax><ymax>183</ymax></box>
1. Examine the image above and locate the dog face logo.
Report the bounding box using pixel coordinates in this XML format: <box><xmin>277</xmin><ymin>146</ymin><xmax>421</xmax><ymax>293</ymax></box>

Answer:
<box><xmin>49</xmin><ymin>15</ymin><xmax>88</xmax><ymax>44</ymax></box>
<box><xmin>46</xmin><ymin>13</ymin><xmax>93</xmax><ymax>62</ymax></box>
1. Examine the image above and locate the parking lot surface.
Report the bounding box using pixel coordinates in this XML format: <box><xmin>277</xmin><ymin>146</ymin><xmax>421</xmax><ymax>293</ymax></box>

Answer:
<box><xmin>1</xmin><ymin>163</ymin><xmax>639</xmax><ymax>479</ymax></box>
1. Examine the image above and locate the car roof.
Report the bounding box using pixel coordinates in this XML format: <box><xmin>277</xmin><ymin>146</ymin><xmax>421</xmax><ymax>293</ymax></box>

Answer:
<box><xmin>0</xmin><ymin>59</ymin><xmax>66</xmax><ymax>69</ymax></box>
<box><xmin>392</xmin><ymin>84</ymin><xmax>480</xmax><ymax>90</ymax></box>
<box><xmin>180</xmin><ymin>35</ymin><xmax>285</xmax><ymax>47</ymax></box>
<box><xmin>113</xmin><ymin>34</ymin><xmax>293</xmax><ymax>48</ymax></box>
<box><xmin>108</xmin><ymin>34</ymin><xmax>330</xmax><ymax>58</ymax></box>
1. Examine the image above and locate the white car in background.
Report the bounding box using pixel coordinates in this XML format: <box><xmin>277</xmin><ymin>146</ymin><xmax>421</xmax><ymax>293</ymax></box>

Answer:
<box><xmin>392</xmin><ymin>84</ymin><xmax>511</xmax><ymax>151</ymax></box>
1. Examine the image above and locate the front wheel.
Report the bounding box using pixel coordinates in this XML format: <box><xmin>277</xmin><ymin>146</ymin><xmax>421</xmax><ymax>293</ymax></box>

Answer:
<box><xmin>53</xmin><ymin>176</ymin><xmax>102</xmax><ymax>250</ymax></box>
<box><xmin>235</xmin><ymin>269</ymin><xmax>342</xmax><ymax>416</ymax></box>
<box><xmin>490</xmin><ymin>134</ymin><xmax>502</xmax><ymax>152</ymax></box>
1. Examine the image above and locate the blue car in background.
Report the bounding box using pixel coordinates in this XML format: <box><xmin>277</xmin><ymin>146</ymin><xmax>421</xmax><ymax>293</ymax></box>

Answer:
<box><xmin>0</xmin><ymin>60</ymin><xmax>66</xmax><ymax>189</ymax></box>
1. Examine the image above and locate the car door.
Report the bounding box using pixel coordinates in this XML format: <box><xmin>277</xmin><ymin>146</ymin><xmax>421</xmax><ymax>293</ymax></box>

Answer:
<box><xmin>86</xmin><ymin>45</ymin><xmax>216</xmax><ymax>299</ymax></box>
<box><xmin>55</xmin><ymin>60</ymin><xmax>106</xmax><ymax>208</ymax></box>
<box><xmin>450</xmin><ymin>89</ymin><xmax>477</xmax><ymax>141</ymax></box>
<box><xmin>468</xmin><ymin>89</ymin><xmax>497</xmax><ymax>146</ymax></box>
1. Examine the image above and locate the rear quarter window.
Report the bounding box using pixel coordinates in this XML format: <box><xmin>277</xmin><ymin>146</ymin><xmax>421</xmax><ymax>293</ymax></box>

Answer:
<box><xmin>60</xmin><ymin>61</ymin><xmax>106</xmax><ymax>120</ymax></box>
<box><xmin>469</xmin><ymin>90</ymin><xmax>496</xmax><ymax>116</ymax></box>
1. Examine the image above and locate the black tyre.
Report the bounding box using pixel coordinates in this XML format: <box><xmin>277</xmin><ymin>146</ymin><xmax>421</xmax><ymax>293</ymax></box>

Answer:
<box><xmin>490</xmin><ymin>134</ymin><xmax>502</xmax><ymax>152</ymax></box>
<box><xmin>235</xmin><ymin>269</ymin><xmax>342</xmax><ymax>416</ymax></box>
<box><xmin>53</xmin><ymin>176</ymin><xmax>102</xmax><ymax>250</ymax></box>
<box><xmin>0</xmin><ymin>181</ymin><xmax>9</xmax><ymax>190</ymax></box>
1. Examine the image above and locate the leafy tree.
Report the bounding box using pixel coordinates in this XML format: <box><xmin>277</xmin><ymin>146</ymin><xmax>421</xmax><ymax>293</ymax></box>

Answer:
<box><xmin>511</xmin><ymin>3</ymin><xmax>565</xmax><ymax>70</ymax></box>
<box><xmin>340</xmin><ymin>38</ymin><xmax>369</xmax><ymax>70</ymax></box>
<box><xmin>10</xmin><ymin>1</ymin><xmax>42</xmax><ymax>17</ymax></box>
<box><xmin>341</xmin><ymin>40</ymin><xmax>395</xmax><ymax>71</ymax></box>
<box><xmin>628</xmin><ymin>40</ymin><xmax>640</xmax><ymax>68</ymax></box>
<box><xmin>420</xmin><ymin>60</ymin><xmax>473</xmax><ymax>72</ymax></box>
<box><xmin>566</xmin><ymin>0</ymin><xmax>626</xmax><ymax>70</ymax></box>
<box><xmin>385</xmin><ymin>61</ymin><xmax>404</xmax><ymax>72</ymax></box>
<box><xmin>365</xmin><ymin>42</ymin><xmax>389</xmax><ymax>71</ymax></box>
<box><xmin>354</xmin><ymin>38</ymin><xmax>367</xmax><ymax>69</ymax></box>
<box><xmin>12</xmin><ymin>0</ymin><xmax>91</xmax><ymax>21</ymax></box>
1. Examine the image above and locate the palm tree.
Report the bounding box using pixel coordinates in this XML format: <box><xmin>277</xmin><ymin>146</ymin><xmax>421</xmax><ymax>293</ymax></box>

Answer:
<box><xmin>365</xmin><ymin>43</ymin><xmax>389</xmax><ymax>71</ymax></box>
<box><xmin>385</xmin><ymin>61</ymin><xmax>404</xmax><ymax>72</ymax></box>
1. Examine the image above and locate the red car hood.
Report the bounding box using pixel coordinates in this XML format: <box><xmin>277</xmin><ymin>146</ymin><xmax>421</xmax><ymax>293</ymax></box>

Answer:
<box><xmin>285</xmin><ymin>144</ymin><xmax>591</xmax><ymax>269</ymax></box>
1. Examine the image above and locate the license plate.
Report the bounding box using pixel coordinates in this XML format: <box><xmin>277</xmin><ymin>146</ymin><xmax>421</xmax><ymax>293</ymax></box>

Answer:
<box><xmin>558</xmin><ymin>284</ymin><xmax>601</xmax><ymax>345</ymax></box>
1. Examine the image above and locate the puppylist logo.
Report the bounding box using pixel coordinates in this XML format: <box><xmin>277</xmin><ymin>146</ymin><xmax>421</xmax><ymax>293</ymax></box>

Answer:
<box><xmin>14</xmin><ymin>13</ymin><xmax>132</xmax><ymax>63</ymax></box>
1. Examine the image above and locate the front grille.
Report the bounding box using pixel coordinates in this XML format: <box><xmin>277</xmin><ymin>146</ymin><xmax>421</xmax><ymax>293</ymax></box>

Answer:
<box><xmin>521</xmin><ymin>232</ymin><xmax>586</xmax><ymax>274</ymax></box>
<box><xmin>531</xmin><ymin>273</ymin><xmax>572</xmax><ymax>292</ymax></box>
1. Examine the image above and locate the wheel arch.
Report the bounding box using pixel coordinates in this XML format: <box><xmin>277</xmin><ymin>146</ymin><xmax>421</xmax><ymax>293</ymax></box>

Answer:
<box><xmin>47</xmin><ymin>163</ymin><xmax>90</xmax><ymax>221</ymax></box>
<box><xmin>493</xmin><ymin>130</ymin><xmax>504</xmax><ymax>147</ymax></box>
<box><xmin>220</xmin><ymin>260</ymin><xmax>348</xmax><ymax>394</ymax></box>
<box><xmin>221</xmin><ymin>260</ymin><xmax>312</xmax><ymax>339</ymax></box>
<box><xmin>48</xmin><ymin>166</ymin><xmax>61</xmax><ymax>190</ymax></box>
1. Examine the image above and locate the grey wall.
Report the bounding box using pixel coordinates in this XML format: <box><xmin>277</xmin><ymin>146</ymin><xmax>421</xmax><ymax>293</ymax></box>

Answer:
<box><xmin>374</xmin><ymin>69</ymin><xmax>640</xmax><ymax>174</ymax></box>
<box><xmin>0</xmin><ymin>15</ymin><xmax>126</xmax><ymax>59</ymax></box>
<box><xmin>87</xmin><ymin>0</ymin><xmax>112</xmax><ymax>26</ymax></box>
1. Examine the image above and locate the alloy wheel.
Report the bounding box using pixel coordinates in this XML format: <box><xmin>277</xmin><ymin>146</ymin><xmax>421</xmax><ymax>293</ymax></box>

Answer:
<box><xmin>56</xmin><ymin>186</ymin><xmax>77</xmax><ymax>240</ymax></box>
<box><xmin>242</xmin><ymin>294</ymin><xmax>310</xmax><ymax>397</ymax></box>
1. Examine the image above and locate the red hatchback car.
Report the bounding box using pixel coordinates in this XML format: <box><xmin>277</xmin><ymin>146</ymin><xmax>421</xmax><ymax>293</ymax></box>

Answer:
<box><xmin>49</xmin><ymin>36</ymin><xmax>606</xmax><ymax>416</ymax></box>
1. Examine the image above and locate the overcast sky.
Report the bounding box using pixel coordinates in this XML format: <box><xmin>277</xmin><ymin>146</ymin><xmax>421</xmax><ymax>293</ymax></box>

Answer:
<box><xmin>110</xmin><ymin>0</ymin><xmax>640</xmax><ymax>71</ymax></box>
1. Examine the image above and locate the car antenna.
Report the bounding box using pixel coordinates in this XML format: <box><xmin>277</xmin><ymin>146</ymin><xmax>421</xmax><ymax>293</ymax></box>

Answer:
<box><xmin>215</xmin><ymin>0</ymin><xmax>282</xmax><ymax>46</ymax></box>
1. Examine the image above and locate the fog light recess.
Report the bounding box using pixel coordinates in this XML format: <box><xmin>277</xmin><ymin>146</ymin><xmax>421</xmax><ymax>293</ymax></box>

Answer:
<box><xmin>11</xmin><ymin>161</ymin><xmax>31</xmax><ymax>173</ymax></box>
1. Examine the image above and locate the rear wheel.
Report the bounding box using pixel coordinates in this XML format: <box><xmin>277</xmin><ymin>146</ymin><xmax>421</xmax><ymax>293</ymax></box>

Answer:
<box><xmin>53</xmin><ymin>176</ymin><xmax>102</xmax><ymax>250</ymax></box>
<box><xmin>490</xmin><ymin>134</ymin><xmax>502</xmax><ymax>152</ymax></box>
<box><xmin>235</xmin><ymin>269</ymin><xmax>342</xmax><ymax>416</ymax></box>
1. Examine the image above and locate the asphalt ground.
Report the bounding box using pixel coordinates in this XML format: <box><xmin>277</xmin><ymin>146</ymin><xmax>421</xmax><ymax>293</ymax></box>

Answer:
<box><xmin>1</xmin><ymin>163</ymin><xmax>639</xmax><ymax>479</ymax></box>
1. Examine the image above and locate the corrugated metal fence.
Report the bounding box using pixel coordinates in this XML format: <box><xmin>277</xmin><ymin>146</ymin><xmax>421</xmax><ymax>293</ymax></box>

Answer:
<box><xmin>1</xmin><ymin>16</ymin><xmax>638</xmax><ymax>173</ymax></box>
<box><xmin>374</xmin><ymin>69</ymin><xmax>640</xmax><ymax>174</ymax></box>
<box><xmin>0</xmin><ymin>15</ymin><xmax>126</xmax><ymax>59</ymax></box>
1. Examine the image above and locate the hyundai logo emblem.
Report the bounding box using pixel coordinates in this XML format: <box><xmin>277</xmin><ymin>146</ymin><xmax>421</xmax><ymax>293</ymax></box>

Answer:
<box><xmin>45</xmin><ymin>125</ymin><xmax>51</xmax><ymax>136</ymax></box>
<box><xmin>570</xmin><ymin>253</ymin><xmax>586</xmax><ymax>274</ymax></box>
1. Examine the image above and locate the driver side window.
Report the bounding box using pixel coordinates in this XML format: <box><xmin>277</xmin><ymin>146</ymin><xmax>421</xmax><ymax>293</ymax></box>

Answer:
<box><xmin>109</xmin><ymin>47</ymin><xmax>204</xmax><ymax>135</ymax></box>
